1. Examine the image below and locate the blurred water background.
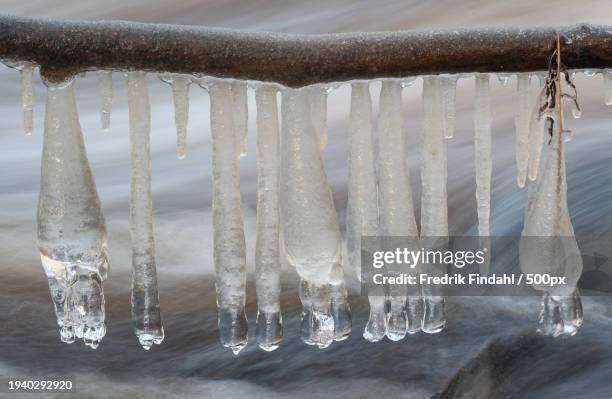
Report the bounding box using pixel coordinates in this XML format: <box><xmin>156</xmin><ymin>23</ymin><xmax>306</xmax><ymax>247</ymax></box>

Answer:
<box><xmin>2</xmin><ymin>1</ymin><xmax>612</xmax><ymax>398</ymax></box>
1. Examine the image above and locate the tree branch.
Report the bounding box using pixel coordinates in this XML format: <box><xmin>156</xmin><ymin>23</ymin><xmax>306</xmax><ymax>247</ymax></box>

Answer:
<box><xmin>0</xmin><ymin>15</ymin><xmax>611</xmax><ymax>87</ymax></box>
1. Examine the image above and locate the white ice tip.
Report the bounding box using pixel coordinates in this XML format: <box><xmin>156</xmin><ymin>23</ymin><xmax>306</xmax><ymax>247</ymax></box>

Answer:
<box><xmin>230</xmin><ymin>343</ymin><xmax>247</xmax><ymax>355</ymax></box>
<box><xmin>258</xmin><ymin>343</ymin><xmax>280</xmax><ymax>352</ymax></box>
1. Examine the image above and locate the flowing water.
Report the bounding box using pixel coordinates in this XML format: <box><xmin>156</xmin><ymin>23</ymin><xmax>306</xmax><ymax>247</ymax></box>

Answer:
<box><xmin>2</xmin><ymin>1</ymin><xmax>612</xmax><ymax>398</ymax></box>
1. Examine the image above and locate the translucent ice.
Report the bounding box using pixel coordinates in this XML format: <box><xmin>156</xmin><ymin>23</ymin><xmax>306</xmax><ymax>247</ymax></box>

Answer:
<box><xmin>254</xmin><ymin>84</ymin><xmax>283</xmax><ymax>351</ymax></box>
<box><xmin>306</xmin><ymin>86</ymin><xmax>329</xmax><ymax>151</ymax></box>
<box><xmin>38</xmin><ymin>80</ymin><xmax>108</xmax><ymax>349</ymax></box>
<box><xmin>376</xmin><ymin>80</ymin><xmax>421</xmax><ymax>340</ymax></box>
<box><xmin>420</xmin><ymin>76</ymin><xmax>447</xmax><ymax>334</ymax></box>
<box><xmin>520</xmin><ymin>119</ymin><xmax>584</xmax><ymax>337</ymax></box>
<box><xmin>280</xmin><ymin>88</ymin><xmax>349</xmax><ymax>348</ymax></box>
<box><xmin>440</xmin><ymin>75</ymin><xmax>458</xmax><ymax>139</ymax></box>
<box><xmin>209</xmin><ymin>81</ymin><xmax>248</xmax><ymax>354</ymax></box>
<box><xmin>474</xmin><ymin>74</ymin><xmax>492</xmax><ymax>238</ymax></box>
<box><xmin>230</xmin><ymin>82</ymin><xmax>248</xmax><ymax>157</ymax></box>
<box><xmin>159</xmin><ymin>74</ymin><xmax>191</xmax><ymax>158</ymax></box>
<box><xmin>96</xmin><ymin>71</ymin><xmax>112</xmax><ymax>131</ymax></box>
<box><xmin>474</xmin><ymin>74</ymin><xmax>493</xmax><ymax>276</ymax></box>
<box><xmin>126</xmin><ymin>71</ymin><xmax>165</xmax><ymax>350</ymax></box>
<box><xmin>603</xmin><ymin>71</ymin><xmax>612</xmax><ymax>106</ymax></box>
<box><xmin>515</xmin><ymin>73</ymin><xmax>531</xmax><ymax>188</ymax></box>
<box><xmin>346</xmin><ymin>82</ymin><xmax>378</xmax><ymax>277</ymax></box>
<box><xmin>528</xmin><ymin>76</ymin><xmax>546</xmax><ymax>182</ymax></box>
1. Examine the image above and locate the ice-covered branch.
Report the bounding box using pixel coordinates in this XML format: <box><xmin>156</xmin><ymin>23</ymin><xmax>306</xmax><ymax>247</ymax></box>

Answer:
<box><xmin>1</xmin><ymin>15</ymin><xmax>612</xmax><ymax>87</ymax></box>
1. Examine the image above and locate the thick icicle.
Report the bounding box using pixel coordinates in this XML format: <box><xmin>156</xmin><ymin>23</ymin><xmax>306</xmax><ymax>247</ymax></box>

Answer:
<box><xmin>420</xmin><ymin>76</ymin><xmax>447</xmax><ymax>334</ymax></box>
<box><xmin>38</xmin><ymin>80</ymin><xmax>108</xmax><ymax>349</ymax></box>
<box><xmin>528</xmin><ymin>76</ymin><xmax>547</xmax><ymax>182</ymax></box>
<box><xmin>474</xmin><ymin>74</ymin><xmax>492</xmax><ymax>237</ymax></box>
<box><xmin>280</xmin><ymin>88</ymin><xmax>349</xmax><ymax>348</ymax></box>
<box><xmin>254</xmin><ymin>84</ymin><xmax>283</xmax><ymax>352</ymax></box>
<box><xmin>209</xmin><ymin>81</ymin><xmax>248</xmax><ymax>354</ymax></box>
<box><xmin>96</xmin><ymin>71</ymin><xmax>113</xmax><ymax>131</ymax></box>
<box><xmin>160</xmin><ymin>74</ymin><xmax>191</xmax><ymax>158</ymax></box>
<box><xmin>603</xmin><ymin>71</ymin><xmax>612</xmax><ymax>106</ymax></box>
<box><xmin>440</xmin><ymin>76</ymin><xmax>458</xmax><ymax>139</ymax></box>
<box><xmin>306</xmin><ymin>86</ymin><xmax>329</xmax><ymax>151</ymax></box>
<box><xmin>515</xmin><ymin>73</ymin><xmax>531</xmax><ymax>187</ymax></box>
<box><xmin>520</xmin><ymin>123</ymin><xmax>583</xmax><ymax>337</ymax></box>
<box><xmin>377</xmin><ymin>79</ymin><xmax>421</xmax><ymax>340</ymax></box>
<box><xmin>126</xmin><ymin>72</ymin><xmax>164</xmax><ymax>350</ymax></box>
<box><xmin>345</xmin><ymin>82</ymin><xmax>381</xmax><ymax>341</ymax></box>
<box><xmin>230</xmin><ymin>82</ymin><xmax>249</xmax><ymax>157</ymax></box>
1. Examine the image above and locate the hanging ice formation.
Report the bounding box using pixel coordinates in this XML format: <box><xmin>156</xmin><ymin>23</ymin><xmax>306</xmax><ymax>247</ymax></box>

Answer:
<box><xmin>209</xmin><ymin>80</ymin><xmax>249</xmax><ymax>354</ymax></box>
<box><xmin>126</xmin><ymin>72</ymin><xmax>165</xmax><ymax>350</ymax></box>
<box><xmin>280</xmin><ymin>87</ymin><xmax>351</xmax><ymax>348</ymax></box>
<box><xmin>376</xmin><ymin>80</ymin><xmax>422</xmax><ymax>340</ymax></box>
<box><xmin>515</xmin><ymin>73</ymin><xmax>531</xmax><ymax>187</ymax></box>
<box><xmin>96</xmin><ymin>71</ymin><xmax>113</xmax><ymax>131</ymax></box>
<box><xmin>159</xmin><ymin>74</ymin><xmax>191</xmax><ymax>158</ymax></box>
<box><xmin>420</xmin><ymin>76</ymin><xmax>447</xmax><ymax>334</ymax></box>
<box><xmin>305</xmin><ymin>86</ymin><xmax>329</xmax><ymax>151</ymax></box>
<box><xmin>37</xmin><ymin>79</ymin><xmax>108</xmax><ymax>349</ymax></box>
<box><xmin>519</xmin><ymin>115</ymin><xmax>583</xmax><ymax>337</ymax></box>
<box><xmin>440</xmin><ymin>75</ymin><xmax>458</xmax><ymax>139</ymax></box>
<box><xmin>474</xmin><ymin>74</ymin><xmax>492</xmax><ymax>275</ymax></box>
<box><xmin>254</xmin><ymin>83</ymin><xmax>284</xmax><ymax>351</ymax></box>
<box><xmin>230</xmin><ymin>81</ymin><xmax>249</xmax><ymax>157</ymax></box>
<box><xmin>345</xmin><ymin>82</ymin><xmax>381</xmax><ymax>340</ymax></box>
<box><xmin>527</xmin><ymin>74</ymin><xmax>546</xmax><ymax>182</ymax></box>
<box><xmin>520</xmin><ymin>39</ymin><xmax>583</xmax><ymax>337</ymax></box>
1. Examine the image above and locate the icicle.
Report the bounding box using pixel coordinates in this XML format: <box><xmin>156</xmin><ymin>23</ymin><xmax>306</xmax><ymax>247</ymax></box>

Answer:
<box><xmin>19</xmin><ymin>63</ymin><xmax>35</xmax><ymax>135</ymax></box>
<box><xmin>209</xmin><ymin>81</ymin><xmax>248</xmax><ymax>354</ymax></box>
<box><xmin>280</xmin><ymin>88</ymin><xmax>348</xmax><ymax>348</ymax></box>
<box><xmin>346</xmin><ymin>82</ymin><xmax>377</xmax><ymax>279</ymax></box>
<box><xmin>420</xmin><ymin>76</ymin><xmax>447</xmax><ymax>334</ymax></box>
<box><xmin>126</xmin><ymin>72</ymin><xmax>164</xmax><ymax>350</ymax></box>
<box><xmin>528</xmin><ymin>76</ymin><xmax>546</xmax><ymax>182</ymax></box>
<box><xmin>474</xmin><ymin>74</ymin><xmax>492</xmax><ymax>276</ymax></box>
<box><xmin>96</xmin><ymin>71</ymin><xmax>113</xmax><ymax>131</ymax></box>
<box><xmin>520</xmin><ymin>123</ymin><xmax>583</xmax><ymax>337</ymax></box>
<box><xmin>440</xmin><ymin>76</ymin><xmax>458</xmax><ymax>139</ymax></box>
<box><xmin>305</xmin><ymin>86</ymin><xmax>329</xmax><ymax>151</ymax></box>
<box><xmin>474</xmin><ymin>74</ymin><xmax>492</xmax><ymax>238</ymax></box>
<box><xmin>159</xmin><ymin>74</ymin><xmax>191</xmax><ymax>158</ymax></box>
<box><xmin>515</xmin><ymin>73</ymin><xmax>531</xmax><ymax>188</ymax></box>
<box><xmin>345</xmin><ymin>82</ymin><xmax>381</xmax><ymax>341</ymax></box>
<box><xmin>38</xmin><ymin>79</ymin><xmax>108</xmax><ymax>349</ymax></box>
<box><xmin>377</xmin><ymin>79</ymin><xmax>421</xmax><ymax>340</ymax></box>
<box><xmin>230</xmin><ymin>81</ymin><xmax>249</xmax><ymax>157</ymax></box>
<box><xmin>602</xmin><ymin>71</ymin><xmax>612</xmax><ymax>106</ymax></box>
<box><xmin>254</xmin><ymin>84</ymin><xmax>283</xmax><ymax>352</ymax></box>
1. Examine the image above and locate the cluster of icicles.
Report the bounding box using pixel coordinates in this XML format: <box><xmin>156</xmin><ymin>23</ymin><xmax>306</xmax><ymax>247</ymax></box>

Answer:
<box><xmin>5</xmin><ymin>60</ymin><xmax>599</xmax><ymax>352</ymax></box>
